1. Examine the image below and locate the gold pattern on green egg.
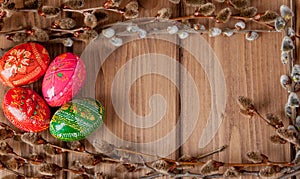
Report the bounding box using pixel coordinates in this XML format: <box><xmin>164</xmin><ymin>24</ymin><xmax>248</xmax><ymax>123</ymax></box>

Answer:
<box><xmin>49</xmin><ymin>98</ymin><xmax>104</xmax><ymax>141</ymax></box>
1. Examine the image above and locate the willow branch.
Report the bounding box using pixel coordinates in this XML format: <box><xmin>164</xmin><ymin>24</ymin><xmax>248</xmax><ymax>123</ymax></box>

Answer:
<box><xmin>197</xmin><ymin>145</ymin><xmax>228</xmax><ymax>160</ymax></box>
<box><xmin>141</xmin><ymin>170</ymin><xmax>260</xmax><ymax>179</ymax></box>
<box><xmin>171</xmin><ymin>15</ymin><xmax>275</xmax><ymax>29</ymax></box>
<box><xmin>62</xmin><ymin>7</ymin><xmax>124</xmax><ymax>15</ymax></box>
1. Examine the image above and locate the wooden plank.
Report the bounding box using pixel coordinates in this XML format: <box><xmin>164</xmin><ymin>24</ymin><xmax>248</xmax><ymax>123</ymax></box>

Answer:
<box><xmin>180</xmin><ymin>0</ymin><xmax>291</xmax><ymax>178</ymax></box>
<box><xmin>69</xmin><ymin>0</ymin><xmax>181</xmax><ymax>178</ymax></box>
<box><xmin>0</xmin><ymin>1</ymin><xmax>67</xmax><ymax>178</ymax></box>
<box><xmin>0</xmin><ymin>0</ymin><xmax>298</xmax><ymax>178</ymax></box>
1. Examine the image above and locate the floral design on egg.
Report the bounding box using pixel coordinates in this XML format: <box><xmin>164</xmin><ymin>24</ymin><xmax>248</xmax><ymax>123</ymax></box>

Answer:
<box><xmin>0</xmin><ymin>43</ymin><xmax>50</xmax><ymax>87</ymax></box>
<box><xmin>4</xmin><ymin>49</ymin><xmax>32</xmax><ymax>76</ymax></box>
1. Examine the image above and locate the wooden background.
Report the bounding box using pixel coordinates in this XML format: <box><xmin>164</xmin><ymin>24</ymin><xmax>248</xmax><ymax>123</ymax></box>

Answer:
<box><xmin>0</xmin><ymin>0</ymin><xmax>299</xmax><ymax>178</ymax></box>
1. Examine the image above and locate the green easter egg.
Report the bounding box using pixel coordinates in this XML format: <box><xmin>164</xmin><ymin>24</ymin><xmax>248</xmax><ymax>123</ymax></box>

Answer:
<box><xmin>50</xmin><ymin>98</ymin><xmax>104</xmax><ymax>141</ymax></box>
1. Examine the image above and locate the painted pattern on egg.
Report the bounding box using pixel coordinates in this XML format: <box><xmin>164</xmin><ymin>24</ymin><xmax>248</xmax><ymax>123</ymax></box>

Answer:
<box><xmin>2</xmin><ymin>87</ymin><xmax>51</xmax><ymax>132</ymax></box>
<box><xmin>42</xmin><ymin>52</ymin><xmax>86</xmax><ymax>107</ymax></box>
<box><xmin>50</xmin><ymin>98</ymin><xmax>104</xmax><ymax>141</ymax></box>
<box><xmin>0</xmin><ymin>43</ymin><xmax>50</xmax><ymax>87</ymax></box>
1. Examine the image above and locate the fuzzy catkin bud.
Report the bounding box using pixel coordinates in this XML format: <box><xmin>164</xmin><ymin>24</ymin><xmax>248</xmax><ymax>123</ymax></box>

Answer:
<box><xmin>63</xmin><ymin>0</ymin><xmax>85</xmax><ymax>9</ymax></box>
<box><xmin>124</xmin><ymin>0</ymin><xmax>139</xmax><ymax>19</ymax></box>
<box><xmin>275</xmin><ymin>17</ymin><xmax>286</xmax><ymax>32</ymax></box>
<box><xmin>56</xmin><ymin>18</ymin><xmax>76</xmax><ymax>30</ymax></box>
<box><xmin>270</xmin><ymin>135</ymin><xmax>287</xmax><ymax>144</ymax></box>
<box><xmin>281</xmin><ymin>36</ymin><xmax>294</xmax><ymax>52</ymax></box>
<box><xmin>223</xmin><ymin>167</ymin><xmax>240</xmax><ymax>178</ymax></box>
<box><xmin>287</xmin><ymin>27</ymin><xmax>295</xmax><ymax>37</ymax></box>
<box><xmin>157</xmin><ymin>8</ymin><xmax>172</xmax><ymax>19</ymax></box>
<box><xmin>0</xmin><ymin>128</ymin><xmax>14</xmax><ymax>140</ymax></box>
<box><xmin>21</xmin><ymin>133</ymin><xmax>46</xmax><ymax>146</ymax></box>
<box><xmin>39</xmin><ymin>6</ymin><xmax>61</xmax><ymax>18</ymax></box>
<box><xmin>280</xmin><ymin>75</ymin><xmax>291</xmax><ymax>89</ymax></box>
<box><xmin>276</xmin><ymin>127</ymin><xmax>299</xmax><ymax>146</ymax></box>
<box><xmin>246</xmin><ymin>151</ymin><xmax>266</xmax><ymax>163</ymax></box>
<box><xmin>209</xmin><ymin>27</ymin><xmax>222</xmax><ymax>37</ymax></box>
<box><xmin>185</xmin><ymin>0</ymin><xmax>206</xmax><ymax>7</ymax></box>
<box><xmin>259</xmin><ymin>10</ymin><xmax>279</xmax><ymax>23</ymax></box>
<box><xmin>84</xmin><ymin>13</ymin><xmax>98</xmax><ymax>29</ymax></box>
<box><xmin>259</xmin><ymin>166</ymin><xmax>283</xmax><ymax>179</ymax></box>
<box><xmin>5</xmin><ymin>157</ymin><xmax>21</xmax><ymax>170</ymax></box>
<box><xmin>38</xmin><ymin>163</ymin><xmax>62</xmax><ymax>176</ymax></box>
<box><xmin>0</xmin><ymin>141</ymin><xmax>13</xmax><ymax>155</ymax></box>
<box><xmin>240</xmin><ymin>7</ymin><xmax>257</xmax><ymax>17</ymax></box>
<box><xmin>77</xmin><ymin>30</ymin><xmax>98</xmax><ymax>43</ymax></box>
<box><xmin>223</xmin><ymin>29</ymin><xmax>234</xmax><ymax>37</ymax></box>
<box><xmin>10</xmin><ymin>33</ymin><xmax>28</xmax><ymax>43</ymax></box>
<box><xmin>24</xmin><ymin>0</ymin><xmax>42</xmax><ymax>9</ymax></box>
<box><xmin>229</xmin><ymin>0</ymin><xmax>250</xmax><ymax>10</ymax></box>
<box><xmin>200</xmin><ymin>160</ymin><xmax>223</xmax><ymax>176</ymax></box>
<box><xmin>102</xmin><ymin>28</ymin><xmax>115</xmax><ymax>38</ymax></box>
<box><xmin>27</xmin><ymin>27</ymin><xmax>49</xmax><ymax>42</ymax></box>
<box><xmin>109</xmin><ymin>37</ymin><xmax>123</xmax><ymax>46</ymax></box>
<box><xmin>67</xmin><ymin>141</ymin><xmax>85</xmax><ymax>152</ymax></box>
<box><xmin>178</xmin><ymin>31</ymin><xmax>189</xmax><ymax>39</ymax></box>
<box><xmin>43</xmin><ymin>144</ymin><xmax>62</xmax><ymax>155</ymax></box>
<box><xmin>237</xmin><ymin>96</ymin><xmax>255</xmax><ymax>111</ymax></box>
<box><xmin>280</xmin><ymin>5</ymin><xmax>294</xmax><ymax>20</ymax></box>
<box><xmin>196</xmin><ymin>3</ymin><xmax>216</xmax><ymax>16</ymax></box>
<box><xmin>235</xmin><ymin>21</ymin><xmax>246</xmax><ymax>30</ymax></box>
<box><xmin>292</xmin><ymin>64</ymin><xmax>300</xmax><ymax>82</ymax></box>
<box><xmin>151</xmin><ymin>160</ymin><xmax>171</xmax><ymax>175</ymax></box>
<box><xmin>216</xmin><ymin>7</ymin><xmax>231</xmax><ymax>23</ymax></box>
<box><xmin>245</xmin><ymin>31</ymin><xmax>259</xmax><ymax>41</ymax></box>
<box><xmin>80</xmin><ymin>155</ymin><xmax>100</xmax><ymax>169</ymax></box>
<box><xmin>281</xmin><ymin>51</ymin><xmax>289</xmax><ymax>64</ymax></box>
<box><xmin>287</xmin><ymin>92</ymin><xmax>300</xmax><ymax>107</ymax></box>
<box><xmin>266</xmin><ymin>113</ymin><xmax>284</xmax><ymax>128</ymax></box>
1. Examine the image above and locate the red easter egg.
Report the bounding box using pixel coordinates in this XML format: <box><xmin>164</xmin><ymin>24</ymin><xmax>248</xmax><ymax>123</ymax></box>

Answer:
<box><xmin>2</xmin><ymin>87</ymin><xmax>51</xmax><ymax>132</ymax></box>
<box><xmin>42</xmin><ymin>52</ymin><xmax>86</xmax><ymax>107</ymax></box>
<box><xmin>0</xmin><ymin>42</ymin><xmax>50</xmax><ymax>87</ymax></box>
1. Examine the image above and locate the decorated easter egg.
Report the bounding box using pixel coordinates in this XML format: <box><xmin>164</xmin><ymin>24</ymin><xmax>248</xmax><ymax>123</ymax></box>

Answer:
<box><xmin>2</xmin><ymin>87</ymin><xmax>51</xmax><ymax>132</ymax></box>
<box><xmin>50</xmin><ymin>98</ymin><xmax>104</xmax><ymax>141</ymax></box>
<box><xmin>42</xmin><ymin>52</ymin><xmax>86</xmax><ymax>107</ymax></box>
<box><xmin>0</xmin><ymin>43</ymin><xmax>50</xmax><ymax>87</ymax></box>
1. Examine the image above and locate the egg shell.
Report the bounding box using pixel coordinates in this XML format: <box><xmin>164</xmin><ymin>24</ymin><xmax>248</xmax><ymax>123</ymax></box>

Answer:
<box><xmin>50</xmin><ymin>98</ymin><xmax>104</xmax><ymax>141</ymax></box>
<box><xmin>2</xmin><ymin>87</ymin><xmax>51</xmax><ymax>132</ymax></box>
<box><xmin>0</xmin><ymin>43</ymin><xmax>50</xmax><ymax>87</ymax></box>
<box><xmin>42</xmin><ymin>52</ymin><xmax>86</xmax><ymax>107</ymax></box>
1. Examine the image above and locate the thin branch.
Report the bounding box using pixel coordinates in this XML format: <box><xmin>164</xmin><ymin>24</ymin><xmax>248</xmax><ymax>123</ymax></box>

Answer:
<box><xmin>62</xmin><ymin>7</ymin><xmax>124</xmax><ymax>15</ymax></box>
<box><xmin>49</xmin><ymin>27</ymin><xmax>85</xmax><ymax>33</ymax></box>
<box><xmin>172</xmin><ymin>15</ymin><xmax>275</xmax><ymax>29</ymax></box>
<box><xmin>278</xmin><ymin>169</ymin><xmax>300</xmax><ymax>179</ymax></box>
<box><xmin>197</xmin><ymin>145</ymin><xmax>228</xmax><ymax>160</ymax></box>
<box><xmin>141</xmin><ymin>170</ymin><xmax>261</xmax><ymax>179</ymax></box>
<box><xmin>254</xmin><ymin>110</ymin><xmax>278</xmax><ymax>130</ymax></box>
<box><xmin>16</xmin><ymin>7</ymin><xmax>125</xmax><ymax>15</ymax></box>
<box><xmin>114</xmin><ymin>147</ymin><xmax>158</xmax><ymax>159</ymax></box>
<box><xmin>176</xmin><ymin>161</ymin><xmax>292</xmax><ymax>168</ymax></box>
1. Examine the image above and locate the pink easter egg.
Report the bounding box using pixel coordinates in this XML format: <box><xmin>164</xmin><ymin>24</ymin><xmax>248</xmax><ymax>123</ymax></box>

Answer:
<box><xmin>42</xmin><ymin>52</ymin><xmax>86</xmax><ymax>107</ymax></box>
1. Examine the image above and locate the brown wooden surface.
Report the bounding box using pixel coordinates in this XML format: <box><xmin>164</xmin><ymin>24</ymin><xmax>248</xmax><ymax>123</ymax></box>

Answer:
<box><xmin>0</xmin><ymin>0</ymin><xmax>298</xmax><ymax>178</ymax></box>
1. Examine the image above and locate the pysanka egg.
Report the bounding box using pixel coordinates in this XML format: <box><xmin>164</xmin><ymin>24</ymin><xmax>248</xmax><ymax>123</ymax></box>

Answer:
<box><xmin>0</xmin><ymin>43</ymin><xmax>50</xmax><ymax>87</ymax></box>
<box><xmin>2</xmin><ymin>87</ymin><xmax>51</xmax><ymax>132</ymax></box>
<box><xmin>42</xmin><ymin>52</ymin><xmax>86</xmax><ymax>107</ymax></box>
<box><xmin>50</xmin><ymin>98</ymin><xmax>104</xmax><ymax>141</ymax></box>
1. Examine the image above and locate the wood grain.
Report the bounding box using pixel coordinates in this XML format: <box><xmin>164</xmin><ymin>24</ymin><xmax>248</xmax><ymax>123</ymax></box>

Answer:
<box><xmin>180</xmin><ymin>0</ymin><xmax>292</xmax><ymax>178</ymax></box>
<box><xmin>0</xmin><ymin>1</ymin><xmax>67</xmax><ymax>178</ymax></box>
<box><xmin>0</xmin><ymin>0</ymin><xmax>297</xmax><ymax>179</ymax></box>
